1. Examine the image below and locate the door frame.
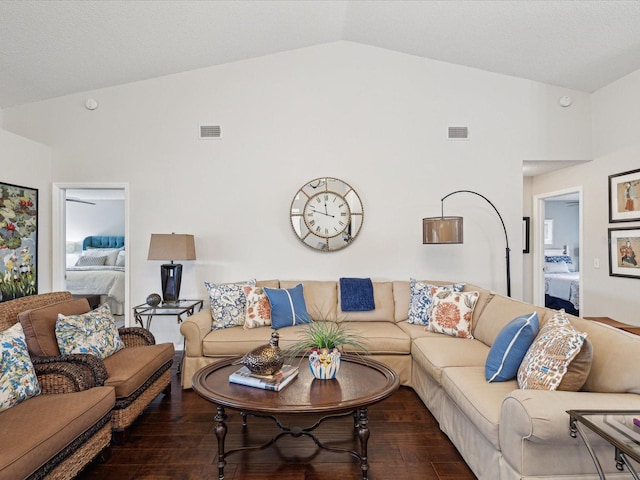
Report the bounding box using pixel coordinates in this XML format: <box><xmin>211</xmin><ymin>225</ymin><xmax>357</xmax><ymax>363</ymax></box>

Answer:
<box><xmin>532</xmin><ymin>186</ymin><xmax>583</xmax><ymax>309</ymax></box>
<box><xmin>52</xmin><ymin>182</ymin><xmax>130</xmax><ymax>325</ymax></box>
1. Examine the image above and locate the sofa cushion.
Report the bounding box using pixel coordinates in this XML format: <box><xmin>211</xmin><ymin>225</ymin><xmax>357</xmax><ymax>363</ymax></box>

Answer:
<box><xmin>396</xmin><ymin>321</ymin><xmax>444</xmax><ymax>340</ymax></box>
<box><xmin>337</xmin><ymin>282</ymin><xmax>394</xmax><ymax>322</ymax></box>
<box><xmin>264</xmin><ymin>284</ymin><xmax>311</xmax><ymax>329</ymax></box>
<box><xmin>0</xmin><ymin>323</ymin><xmax>41</xmax><ymax>412</ymax></box>
<box><xmin>517</xmin><ymin>311</ymin><xmax>587</xmax><ymax>390</ymax></box>
<box><xmin>280</xmin><ymin>281</ymin><xmax>337</xmax><ymax>320</ymax></box>
<box><xmin>411</xmin><ymin>336</ymin><xmax>489</xmax><ymax>384</ymax></box>
<box><xmin>441</xmin><ymin>366</ymin><xmax>517</xmax><ymax>449</ymax></box>
<box><xmin>408</xmin><ymin>279</ymin><xmax>465</xmax><ymax>325</ymax></box>
<box><xmin>338</xmin><ymin>321</ymin><xmax>411</xmax><ymax>354</ymax></box>
<box><xmin>103</xmin><ymin>343</ymin><xmax>174</xmax><ymax>398</ymax></box>
<box><xmin>485</xmin><ymin>312</ymin><xmax>539</xmax><ymax>382</ymax></box>
<box><xmin>428</xmin><ymin>289</ymin><xmax>479</xmax><ymax>339</ymax></box>
<box><xmin>205</xmin><ymin>279</ymin><xmax>256</xmax><ymax>330</ymax></box>
<box><xmin>0</xmin><ymin>386</ymin><xmax>114</xmax><ymax>480</ymax></box>
<box><xmin>558</xmin><ymin>337</ymin><xmax>593</xmax><ymax>391</ymax></box>
<box><xmin>18</xmin><ymin>298</ymin><xmax>91</xmax><ymax>357</ymax></box>
<box><xmin>472</xmin><ymin>294</ymin><xmax>552</xmax><ymax>347</ymax></box>
<box><xmin>55</xmin><ymin>303</ymin><xmax>125</xmax><ymax>360</ymax></box>
<box><xmin>242</xmin><ymin>285</ymin><xmax>271</xmax><ymax>329</ymax></box>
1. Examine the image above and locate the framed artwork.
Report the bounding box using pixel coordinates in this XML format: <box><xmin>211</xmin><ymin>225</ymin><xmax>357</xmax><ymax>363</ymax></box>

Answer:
<box><xmin>608</xmin><ymin>227</ymin><xmax>640</xmax><ymax>279</ymax></box>
<box><xmin>544</xmin><ymin>219</ymin><xmax>553</xmax><ymax>245</ymax></box>
<box><xmin>0</xmin><ymin>182</ymin><xmax>38</xmax><ymax>302</ymax></box>
<box><xmin>522</xmin><ymin>217</ymin><xmax>530</xmax><ymax>254</ymax></box>
<box><xmin>608</xmin><ymin>168</ymin><xmax>640</xmax><ymax>222</ymax></box>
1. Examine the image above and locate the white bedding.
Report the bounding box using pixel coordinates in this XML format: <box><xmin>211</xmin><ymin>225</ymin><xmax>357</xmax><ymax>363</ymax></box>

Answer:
<box><xmin>545</xmin><ymin>272</ymin><xmax>580</xmax><ymax>310</ymax></box>
<box><xmin>66</xmin><ymin>266</ymin><xmax>125</xmax><ymax>307</ymax></box>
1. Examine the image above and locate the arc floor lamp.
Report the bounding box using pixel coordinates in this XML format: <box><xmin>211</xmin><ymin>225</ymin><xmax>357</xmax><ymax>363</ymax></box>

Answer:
<box><xmin>422</xmin><ymin>190</ymin><xmax>511</xmax><ymax>297</ymax></box>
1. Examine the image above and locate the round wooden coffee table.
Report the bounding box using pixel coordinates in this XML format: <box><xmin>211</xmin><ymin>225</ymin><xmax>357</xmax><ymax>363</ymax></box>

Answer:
<box><xmin>192</xmin><ymin>354</ymin><xmax>400</xmax><ymax>480</ymax></box>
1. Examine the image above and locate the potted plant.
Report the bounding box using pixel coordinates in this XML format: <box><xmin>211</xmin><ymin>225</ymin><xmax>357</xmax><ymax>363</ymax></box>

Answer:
<box><xmin>284</xmin><ymin>320</ymin><xmax>368</xmax><ymax>380</ymax></box>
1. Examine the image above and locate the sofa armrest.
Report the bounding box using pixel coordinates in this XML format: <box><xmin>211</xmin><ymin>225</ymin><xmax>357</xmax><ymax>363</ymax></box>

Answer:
<box><xmin>119</xmin><ymin>327</ymin><xmax>156</xmax><ymax>347</ymax></box>
<box><xmin>33</xmin><ymin>354</ymin><xmax>108</xmax><ymax>393</ymax></box>
<box><xmin>179</xmin><ymin>310</ymin><xmax>212</xmax><ymax>357</ymax></box>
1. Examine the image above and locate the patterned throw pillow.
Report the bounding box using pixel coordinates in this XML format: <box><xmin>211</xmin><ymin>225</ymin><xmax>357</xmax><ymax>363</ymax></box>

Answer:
<box><xmin>427</xmin><ymin>288</ymin><xmax>479</xmax><ymax>339</ymax></box>
<box><xmin>55</xmin><ymin>303</ymin><xmax>125</xmax><ymax>359</ymax></box>
<box><xmin>75</xmin><ymin>255</ymin><xmax>107</xmax><ymax>266</ymax></box>
<box><xmin>264</xmin><ymin>284</ymin><xmax>311</xmax><ymax>330</ymax></box>
<box><xmin>205</xmin><ymin>279</ymin><xmax>256</xmax><ymax>330</ymax></box>
<box><xmin>517</xmin><ymin>310</ymin><xmax>588</xmax><ymax>390</ymax></box>
<box><xmin>0</xmin><ymin>323</ymin><xmax>41</xmax><ymax>412</ymax></box>
<box><xmin>243</xmin><ymin>285</ymin><xmax>271</xmax><ymax>329</ymax></box>
<box><xmin>407</xmin><ymin>279</ymin><xmax>465</xmax><ymax>325</ymax></box>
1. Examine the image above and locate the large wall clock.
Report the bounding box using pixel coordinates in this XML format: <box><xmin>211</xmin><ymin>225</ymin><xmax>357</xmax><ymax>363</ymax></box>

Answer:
<box><xmin>290</xmin><ymin>177</ymin><xmax>364</xmax><ymax>252</ymax></box>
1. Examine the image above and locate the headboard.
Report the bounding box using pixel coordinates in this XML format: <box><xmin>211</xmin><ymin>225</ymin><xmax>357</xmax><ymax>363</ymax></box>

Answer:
<box><xmin>82</xmin><ymin>236</ymin><xmax>125</xmax><ymax>250</ymax></box>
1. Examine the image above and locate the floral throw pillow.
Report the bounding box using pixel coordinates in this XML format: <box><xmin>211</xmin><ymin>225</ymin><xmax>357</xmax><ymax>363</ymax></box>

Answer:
<box><xmin>243</xmin><ymin>285</ymin><xmax>271</xmax><ymax>329</ymax></box>
<box><xmin>517</xmin><ymin>310</ymin><xmax>588</xmax><ymax>390</ymax></box>
<box><xmin>427</xmin><ymin>288</ymin><xmax>479</xmax><ymax>339</ymax></box>
<box><xmin>408</xmin><ymin>279</ymin><xmax>465</xmax><ymax>325</ymax></box>
<box><xmin>55</xmin><ymin>303</ymin><xmax>125</xmax><ymax>359</ymax></box>
<box><xmin>205</xmin><ymin>279</ymin><xmax>256</xmax><ymax>330</ymax></box>
<box><xmin>0</xmin><ymin>323</ymin><xmax>41</xmax><ymax>412</ymax></box>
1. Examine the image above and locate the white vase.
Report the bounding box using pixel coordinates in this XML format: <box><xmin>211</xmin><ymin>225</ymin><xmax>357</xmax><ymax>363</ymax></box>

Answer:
<box><xmin>308</xmin><ymin>348</ymin><xmax>341</xmax><ymax>380</ymax></box>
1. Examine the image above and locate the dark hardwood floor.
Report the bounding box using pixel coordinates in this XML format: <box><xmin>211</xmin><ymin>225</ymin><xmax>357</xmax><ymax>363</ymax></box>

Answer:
<box><xmin>77</xmin><ymin>355</ymin><xmax>477</xmax><ymax>480</ymax></box>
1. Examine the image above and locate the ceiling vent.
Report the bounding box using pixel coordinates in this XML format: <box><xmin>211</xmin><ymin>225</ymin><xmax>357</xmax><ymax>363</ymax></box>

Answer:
<box><xmin>448</xmin><ymin>126</ymin><xmax>469</xmax><ymax>140</ymax></box>
<box><xmin>200</xmin><ymin>125</ymin><xmax>221</xmax><ymax>139</ymax></box>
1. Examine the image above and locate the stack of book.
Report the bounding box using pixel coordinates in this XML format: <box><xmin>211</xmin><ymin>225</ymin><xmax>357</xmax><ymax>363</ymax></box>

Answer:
<box><xmin>228</xmin><ymin>364</ymin><xmax>299</xmax><ymax>391</ymax></box>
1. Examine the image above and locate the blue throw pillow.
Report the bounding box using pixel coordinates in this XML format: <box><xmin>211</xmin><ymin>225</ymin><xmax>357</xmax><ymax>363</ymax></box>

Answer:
<box><xmin>264</xmin><ymin>284</ymin><xmax>311</xmax><ymax>330</ymax></box>
<box><xmin>485</xmin><ymin>312</ymin><xmax>539</xmax><ymax>382</ymax></box>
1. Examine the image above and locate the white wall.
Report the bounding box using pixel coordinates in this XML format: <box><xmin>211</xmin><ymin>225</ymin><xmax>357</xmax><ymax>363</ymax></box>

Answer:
<box><xmin>0</xmin><ymin>129</ymin><xmax>52</xmax><ymax>294</ymax></box>
<box><xmin>2</xmin><ymin>42</ymin><xmax>593</xmax><ymax>345</ymax></box>
<box><xmin>545</xmin><ymin>201</ymin><xmax>579</xmax><ymax>267</ymax></box>
<box><xmin>531</xmin><ymin>67</ymin><xmax>640</xmax><ymax>325</ymax></box>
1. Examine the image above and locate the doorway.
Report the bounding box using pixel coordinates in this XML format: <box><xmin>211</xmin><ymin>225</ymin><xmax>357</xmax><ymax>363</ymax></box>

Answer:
<box><xmin>52</xmin><ymin>183</ymin><xmax>130</xmax><ymax>325</ymax></box>
<box><xmin>532</xmin><ymin>187</ymin><xmax>583</xmax><ymax>315</ymax></box>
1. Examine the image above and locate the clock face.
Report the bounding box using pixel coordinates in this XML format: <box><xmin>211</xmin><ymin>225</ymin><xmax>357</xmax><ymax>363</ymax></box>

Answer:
<box><xmin>290</xmin><ymin>177</ymin><xmax>364</xmax><ymax>252</ymax></box>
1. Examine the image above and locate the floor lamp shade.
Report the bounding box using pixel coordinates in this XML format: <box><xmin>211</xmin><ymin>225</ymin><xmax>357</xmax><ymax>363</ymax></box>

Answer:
<box><xmin>422</xmin><ymin>217</ymin><xmax>463</xmax><ymax>244</ymax></box>
<box><xmin>147</xmin><ymin>234</ymin><xmax>196</xmax><ymax>303</ymax></box>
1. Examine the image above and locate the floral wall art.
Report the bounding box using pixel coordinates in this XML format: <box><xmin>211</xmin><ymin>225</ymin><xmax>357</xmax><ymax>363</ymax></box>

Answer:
<box><xmin>0</xmin><ymin>182</ymin><xmax>38</xmax><ymax>301</ymax></box>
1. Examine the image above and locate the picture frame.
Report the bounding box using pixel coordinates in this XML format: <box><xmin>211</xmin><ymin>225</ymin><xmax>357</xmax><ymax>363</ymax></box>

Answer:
<box><xmin>0</xmin><ymin>181</ymin><xmax>38</xmax><ymax>302</ymax></box>
<box><xmin>522</xmin><ymin>217</ymin><xmax>530</xmax><ymax>254</ymax></box>
<box><xmin>608</xmin><ymin>168</ymin><xmax>640</xmax><ymax>222</ymax></box>
<box><xmin>608</xmin><ymin>227</ymin><xmax>640</xmax><ymax>279</ymax></box>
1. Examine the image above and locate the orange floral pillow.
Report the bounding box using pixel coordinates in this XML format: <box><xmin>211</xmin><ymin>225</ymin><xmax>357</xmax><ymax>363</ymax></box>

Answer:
<box><xmin>243</xmin><ymin>285</ymin><xmax>271</xmax><ymax>329</ymax></box>
<box><xmin>427</xmin><ymin>288</ymin><xmax>479</xmax><ymax>339</ymax></box>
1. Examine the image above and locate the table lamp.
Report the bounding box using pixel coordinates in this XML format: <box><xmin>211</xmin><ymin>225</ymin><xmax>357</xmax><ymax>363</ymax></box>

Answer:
<box><xmin>147</xmin><ymin>233</ymin><xmax>196</xmax><ymax>303</ymax></box>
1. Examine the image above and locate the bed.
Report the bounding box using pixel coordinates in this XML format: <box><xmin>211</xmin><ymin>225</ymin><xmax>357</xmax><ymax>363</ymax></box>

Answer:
<box><xmin>544</xmin><ymin>249</ymin><xmax>579</xmax><ymax>316</ymax></box>
<box><xmin>65</xmin><ymin>236</ymin><xmax>125</xmax><ymax>315</ymax></box>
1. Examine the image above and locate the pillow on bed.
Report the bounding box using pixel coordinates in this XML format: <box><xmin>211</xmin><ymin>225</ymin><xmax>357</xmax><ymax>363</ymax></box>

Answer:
<box><xmin>76</xmin><ymin>255</ymin><xmax>107</xmax><ymax>266</ymax></box>
<box><xmin>545</xmin><ymin>261</ymin><xmax>570</xmax><ymax>274</ymax></box>
<box><xmin>115</xmin><ymin>250</ymin><xmax>125</xmax><ymax>267</ymax></box>
<box><xmin>83</xmin><ymin>247</ymin><xmax>122</xmax><ymax>266</ymax></box>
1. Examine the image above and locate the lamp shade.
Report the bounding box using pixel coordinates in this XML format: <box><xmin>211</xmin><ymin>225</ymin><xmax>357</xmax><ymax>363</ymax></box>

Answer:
<box><xmin>422</xmin><ymin>216</ymin><xmax>463</xmax><ymax>244</ymax></box>
<box><xmin>147</xmin><ymin>234</ymin><xmax>196</xmax><ymax>261</ymax></box>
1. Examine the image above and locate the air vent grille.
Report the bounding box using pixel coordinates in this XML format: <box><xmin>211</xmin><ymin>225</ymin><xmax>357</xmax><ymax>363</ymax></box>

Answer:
<box><xmin>200</xmin><ymin>125</ymin><xmax>221</xmax><ymax>139</ymax></box>
<box><xmin>448</xmin><ymin>126</ymin><xmax>469</xmax><ymax>140</ymax></box>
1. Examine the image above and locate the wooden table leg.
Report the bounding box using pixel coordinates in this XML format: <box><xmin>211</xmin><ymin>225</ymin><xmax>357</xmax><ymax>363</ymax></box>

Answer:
<box><xmin>214</xmin><ymin>405</ymin><xmax>227</xmax><ymax>480</ymax></box>
<box><xmin>357</xmin><ymin>407</ymin><xmax>370</xmax><ymax>480</ymax></box>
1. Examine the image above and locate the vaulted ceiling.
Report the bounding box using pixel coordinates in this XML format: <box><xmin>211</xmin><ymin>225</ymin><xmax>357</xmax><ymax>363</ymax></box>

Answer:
<box><xmin>1</xmin><ymin>1</ymin><xmax>640</xmax><ymax>109</ymax></box>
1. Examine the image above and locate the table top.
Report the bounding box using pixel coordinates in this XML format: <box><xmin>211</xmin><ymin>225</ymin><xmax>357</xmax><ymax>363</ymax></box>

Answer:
<box><xmin>568</xmin><ymin>410</ymin><xmax>640</xmax><ymax>463</ymax></box>
<box><xmin>133</xmin><ymin>299</ymin><xmax>203</xmax><ymax>315</ymax></box>
<box><xmin>192</xmin><ymin>354</ymin><xmax>400</xmax><ymax>414</ymax></box>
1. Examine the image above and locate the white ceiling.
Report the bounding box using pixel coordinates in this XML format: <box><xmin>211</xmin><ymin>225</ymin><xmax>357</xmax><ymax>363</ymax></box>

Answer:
<box><xmin>2</xmin><ymin>0</ymin><xmax>640</xmax><ymax>109</ymax></box>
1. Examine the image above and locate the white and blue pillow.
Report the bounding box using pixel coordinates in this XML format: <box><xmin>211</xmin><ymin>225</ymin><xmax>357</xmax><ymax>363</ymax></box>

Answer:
<box><xmin>407</xmin><ymin>279</ymin><xmax>465</xmax><ymax>325</ymax></box>
<box><xmin>205</xmin><ymin>279</ymin><xmax>256</xmax><ymax>330</ymax></box>
<box><xmin>0</xmin><ymin>323</ymin><xmax>41</xmax><ymax>412</ymax></box>
<box><xmin>485</xmin><ymin>312</ymin><xmax>539</xmax><ymax>382</ymax></box>
<box><xmin>264</xmin><ymin>284</ymin><xmax>311</xmax><ymax>330</ymax></box>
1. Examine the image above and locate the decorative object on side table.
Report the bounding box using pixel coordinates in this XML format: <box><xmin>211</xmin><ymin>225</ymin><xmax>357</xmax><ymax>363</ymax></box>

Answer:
<box><xmin>285</xmin><ymin>321</ymin><xmax>368</xmax><ymax>380</ymax></box>
<box><xmin>146</xmin><ymin>293</ymin><xmax>161</xmax><ymax>307</ymax></box>
<box><xmin>235</xmin><ymin>331</ymin><xmax>284</xmax><ymax>375</ymax></box>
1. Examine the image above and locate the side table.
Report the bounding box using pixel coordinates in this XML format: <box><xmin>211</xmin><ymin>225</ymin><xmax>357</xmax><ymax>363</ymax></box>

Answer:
<box><xmin>568</xmin><ymin>409</ymin><xmax>640</xmax><ymax>479</ymax></box>
<box><xmin>133</xmin><ymin>299</ymin><xmax>203</xmax><ymax>331</ymax></box>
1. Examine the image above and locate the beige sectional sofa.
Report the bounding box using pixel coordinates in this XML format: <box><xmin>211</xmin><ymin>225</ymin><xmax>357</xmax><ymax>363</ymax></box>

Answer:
<box><xmin>180</xmin><ymin>279</ymin><xmax>640</xmax><ymax>479</ymax></box>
